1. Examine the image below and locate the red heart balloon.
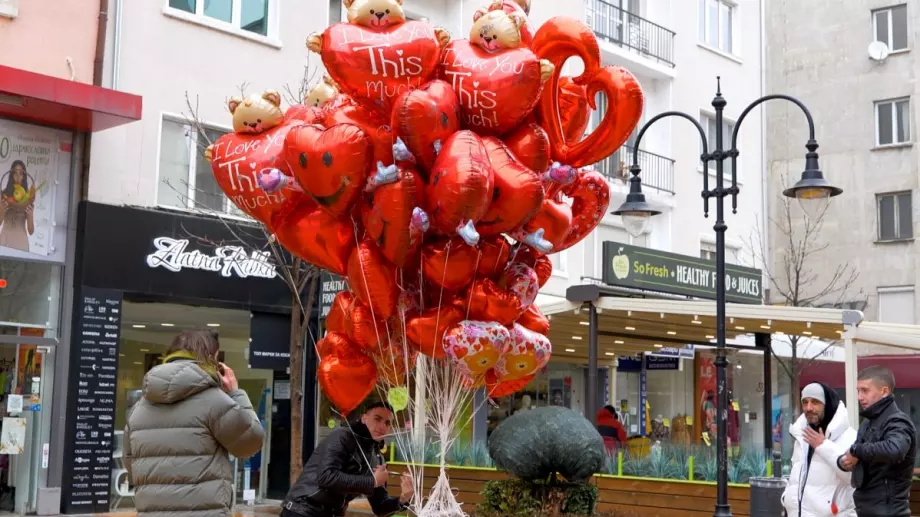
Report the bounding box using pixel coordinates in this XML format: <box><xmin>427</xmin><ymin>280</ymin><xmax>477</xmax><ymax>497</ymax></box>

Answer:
<box><xmin>317</xmin><ymin>331</ymin><xmax>361</xmax><ymax>360</ymax></box>
<box><xmin>515</xmin><ymin>197</ymin><xmax>573</xmax><ymax>253</ymax></box>
<box><xmin>326</xmin><ymin>291</ymin><xmax>355</xmax><ymax>333</ymax></box>
<box><xmin>284</xmin><ymin>104</ymin><xmax>325</xmax><ymax>125</ymax></box>
<box><xmin>559</xmin><ymin>77</ymin><xmax>590</xmax><ymax>142</ymax></box>
<box><xmin>439</xmin><ymin>40</ymin><xmax>548</xmax><ymax>135</ymax></box>
<box><xmin>498</xmin><ymin>263</ymin><xmax>540</xmax><ymax>312</ymax></box>
<box><xmin>374</xmin><ymin>334</ymin><xmax>416</xmax><ymax>387</ymax></box>
<box><xmin>488</xmin><ymin>373</ymin><xmax>536</xmax><ymax>398</ymax></box>
<box><xmin>425</xmin><ymin>131</ymin><xmax>494</xmax><ymax>238</ymax></box>
<box><xmin>311</xmin><ymin>21</ymin><xmax>443</xmax><ymax>114</ymax></box>
<box><xmin>407</xmin><ymin>305</ymin><xmax>465</xmax><ymax>359</ymax></box>
<box><xmin>476</xmin><ymin>236</ymin><xmax>512</xmax><ymax>278</ymax></box>
<box><xmin>323</xmin><ymin>96</ymin><xmax>395</xmax><ymax>167</ymax></box>
<box><xmin>503</xmin><ymin>122</ymin><xmax>551</xmax><ymax>174</ymax></box>
<box><xmin>284</xmin><ymin>124</ymin><xmax>372</xmax><ymax>217</ymax></box>
<box><xmin>347</xmin><ymin>300</ymin><xmax>385</xmax><ymax>352</ymax></box>
<box><xmin>479</xmin><ymin>137</ymin><xmax>544</xmax><ymax>236</ymax></box>
<box><xmin>556</xmin><ymin>169</ymin><xmax>611</xmax><ymax>252</ymax></box>
<box><xmin>516</xmin><ymin>303</ymin><xmax>550</xmax><ymax>336</ymax></box>
<box><xmin>533</xmin><ymin>18</ymin><xmax>644</xmax><ymax>167</ymax></box>
<box><xmin>347</xmin><ymin>240</ymin><xmax>399</xmax><ymax>320</ymax></box>
<box><xmin>512</xmin><ymin>246</ymin><xmax>553</xmax><ymax>287</ymax></box>
<box><xmin>392</xmin><ymin>80</ymin><xmax>461</xmax><ymax>173</ymax></box>
<box><xmin>273</xmin><ymin>201</ymin><xmax>354</xmax><ymax>276</ymax></box>
<box><xmin>362</xmin><ymin>166</ymin><xmax>425</xmax><ymax>267</ymax></box>
<box><xmin>422</xmin><ymin>237</ymin><xmax>479</xmax><ymax>292</ymax></box>
<box><xmin>318</xmin><ymin>354</ymin><xmax>377</xmax><ymax>415</ymax></box>
<box><xmin>464</xmin><ymin>278</ymin><xmax>526</xmax><ymax>326</ymax></box>
<box><xmin>209</xmin><ymin>121</ymin><xmax>305</xmax><ymax>229</ymax></box>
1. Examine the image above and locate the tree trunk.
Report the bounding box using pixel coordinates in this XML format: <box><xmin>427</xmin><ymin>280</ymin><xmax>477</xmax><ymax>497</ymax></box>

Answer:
<box><xmin>289</xmin><ymin>268</ymin><xmax>319</xmax><ymax>486</ymax></box>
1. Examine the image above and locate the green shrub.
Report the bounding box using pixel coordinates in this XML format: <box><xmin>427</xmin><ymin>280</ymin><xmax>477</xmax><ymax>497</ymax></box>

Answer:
<box><xmin>477</xmin><ymin>479</ymin><xmax>598</xmax><ymax>516</ymax></box>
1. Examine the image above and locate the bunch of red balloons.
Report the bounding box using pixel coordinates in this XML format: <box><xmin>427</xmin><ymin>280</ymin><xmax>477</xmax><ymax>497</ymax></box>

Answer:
<box><xmin>207</xmin><ymin>0</ymin><xmax>644</xmax><ymax>415</ymax></box>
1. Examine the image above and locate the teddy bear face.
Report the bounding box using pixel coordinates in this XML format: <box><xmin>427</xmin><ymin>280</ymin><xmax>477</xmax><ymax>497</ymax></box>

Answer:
<box><xmin>345</xmin><ymin>0</ymin><xmax>406</xmax><ymax>29</ymax></box>
<box><xmin>305</xmin><ymin>77</ymin><xmax>339</xmax><ymax>108</ymax></box>
<box><xmin>470</xmin><ymin>10</ymin><xmax>524</xmax><ymax>53</ymax></box>
<box><xmin>229</xmin><ymin>91</ymin><xmax>283</xmax><ymax>134</ymax></box>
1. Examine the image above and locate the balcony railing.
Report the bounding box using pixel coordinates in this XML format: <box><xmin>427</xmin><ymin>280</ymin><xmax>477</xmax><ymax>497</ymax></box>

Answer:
<box><xmin>595</xmin><ymin>146</ymin><xmax>675</xmax><ymax>194</ymax></box>
<box><xmin>586</xmin><ymin>0</ymin><xmax>676</xmax><ymax>67</ymax></box>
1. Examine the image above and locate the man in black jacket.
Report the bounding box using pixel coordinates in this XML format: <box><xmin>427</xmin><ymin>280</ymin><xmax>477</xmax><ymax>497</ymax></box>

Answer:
<box><xmin>838</xmin><ymin>366</ymin><xmax>917</xmax><ymax>517</ymax></box>
<box><xmin>282</xmin><ymin>402</ymin><xmax>413</xmax><ymax>517</ymax></box>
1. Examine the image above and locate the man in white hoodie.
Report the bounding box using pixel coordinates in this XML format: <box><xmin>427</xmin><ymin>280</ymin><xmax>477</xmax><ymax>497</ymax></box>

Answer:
<box><xmin>783</xmin><ymin>382</ymin><xmax>857</xmax><ymax>517</ymax></box>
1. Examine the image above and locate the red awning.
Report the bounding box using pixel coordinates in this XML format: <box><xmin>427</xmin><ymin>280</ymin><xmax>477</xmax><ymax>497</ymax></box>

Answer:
<box><xmin>0</xmin><ymin>65</ymin><xmax>142</xmax><ymax>132</ymax></box>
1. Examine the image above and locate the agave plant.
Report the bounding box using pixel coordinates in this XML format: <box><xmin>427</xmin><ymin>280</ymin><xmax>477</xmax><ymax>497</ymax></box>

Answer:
<box><xmin>694</xmin><ymin>450</ymin><xmax>719</xmax><ymax>482</ymax></box>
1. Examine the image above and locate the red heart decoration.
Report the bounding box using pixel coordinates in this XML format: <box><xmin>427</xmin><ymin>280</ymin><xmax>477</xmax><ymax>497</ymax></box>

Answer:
<box><xmin>406</xmin><ymin>304</ymin><xmax>465</xmax><ymax>359</ymax></box>
<box><xmin>273</xmin><ymin>201</ymin><xmax>354</xmax><ymax>276</ymax></box>
<box><xmin>512</xmin><ymin>246</ymin><xmax>553</xmax><ymax>287</ymax></box>
<box><xmin>516</xmin><ymin>303</ymin><xmax>550</xmax><ymax>336</ymax></box>
<box><xmin>503</xmin><ymin>122</ymin><xmax>551</xmax><ymax>174</ymax></box>
<box><xmin>314</xmin><ymin>21</ymin><xmax>443</xmax><ymax>114</ymax></box>
<box><xmin>284</xmin><ymin>123</ymin><xmax>372</xmax><ymax>217</ymax></box>
<box><xmin>488</xmin><ymin>373</ymin><xmax>537</xmax><ymax>398</ymax></box>
<box><xmin>425</xmin><ymin>130</ymin><xmax>494</xmax><ymax>237</ymax></box>
<box><xmin>479</xmin><ymin>137</ymin><xmax>544</xmax><ymax>236</ymax></box>
<box><xmin>476</xmin><ymin>236</ymin><xmax>512</xmax><ymax>278</ymax></box>
<box><xmin>558</xmin><ymin>77</ymin><xmax>590</xmax><ymax>142</ymax></box>
<box><xmin>347</xmin><ymin>240</ymin><xmax>399</xmax><ymax>320</ymax></box>
<box><xmin>284</xmin><ymin>104</ymin><xmax>325</xmax><ymax>125</ymax></box>
<box><xmin>323</xmin><ymin>96</ymin><xmax>395</xmax><ymax>167</ymax></box>
<box><xmin>318</xmin><ymin>353</ymin><xmax>377</xmax><ymax>415</ymax></box>
<box><xmin>464</xmin><ymin>278</ymin><xmax>527</xmax><ymax>326</ymax></box>
<box><xmin>422</xmin><ymin>237</ymin><xmax>479</xmax><ymax>292</ymax></box>
<box><xmin>516</xmin><ymin>197</ymin><xmax>573</xmax><ymax>253</ymax></box>
<box><xmin>392</xmin><ymin>80</ymin><xmax>461</xmax><ymax>173</ymax></box>
<box><xmin>326</xmin><ymin>291</ymin><xmax>355</xmax><ymax>334</ymax></box>
<box><xmin>347</xmin><ymin>300</ymin><xmax>385</xmax><ymax>352</ymax></box>
<box><xmin>439</xmin><ymin>40</ymin><xmax>546</xmax><ymax>135</ymax></box>
<box><xmin>317</xmin><ymin>331</ymin><xmax>361</xmax><ymax>361</ymax></box>
<box><xmin>533</xmin><ymin>17</ymin><xmax>644</xmax><ymax>167</ymax></box>
<box><xmin>556</xmin><ymin>169</ymin><xmax>611</xmax><ymax>252</ymax></box>
<box><xmin>362</xmin><ymin>166</ymin><xmax>425</xmax><ymax>267</ymax></box>
<box><xmin>209</xmin><ymin>121</ymin><xmax>305</xmax><ymax>229</ymax></box>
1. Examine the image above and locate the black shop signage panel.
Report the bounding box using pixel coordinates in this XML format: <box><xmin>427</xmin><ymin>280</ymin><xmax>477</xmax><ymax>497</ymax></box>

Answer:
<box><xmin>77</xmin><ymin>201</ymin><xmax>291</xmax><ymax>311</ymax></box>
<box><xmin>61</xmin><ymin>287</ymin><xmax>123</xmax><ymax>514</ymax></box>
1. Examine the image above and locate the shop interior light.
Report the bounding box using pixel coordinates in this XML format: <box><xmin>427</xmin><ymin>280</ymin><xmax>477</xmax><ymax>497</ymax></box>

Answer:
<box><xmin>579</xmin><ymin>321</ymin><xmax>589</xmax><ymax>326</ymax></box>
<box><xmin>691</xmin><ymin>319</ymin><xmax>702</xmax><ymax>324</ymax></box>
<box><xmin>736</xmin><ymin>365</ymin><xmax>743</xmax><ymax>369</ymax></box>
<box><xmin>565</xmin><ymin>348</ymin><xmax>576</xmax><ymax>353</ymax></box>
<box><xmin>161</xmin><ymin>323</ymin><xmax>175</xmax><ymax>327</ymax></box>
<box><xmin>735</xmin><ymin>326</ymin><xmax>745</xmax><ymax>330</ymax></box>
<box><xmin>760</xmin><ymin>325</ymin><xmax>771</xmax><ymax>330</ymax></box>
<box><xmin>133</xmin><ymin>362</ymin><xmax>143</xmax><ymax>366</ymax></box>
<box><xmin>706</xmin><ymin>335</ymin><xmax>715</xmax><ymax>339</ymax></box>
<box><xmin>572</xmin><ymin>336</ymin><xmax>582</xmax><ymax>340</ymax></box>
<box><xmin>132</xmin><ymin>324</ymin><xmax>146</xmax><ymax>329</ymax></box>
<box><xmin>625</xmin><ymin>326</ymin><xmax>636</xmax><ymax>331</ymax></box>
<box><xmin>802</xmin><ymin>331</ymin><xmax>812</xmax><ymax>335</ymax></box>
<box><xmin>614</xmin><ymin>340</ymin><xmax>624</xmax><ymax>344</ymax></box>
<box><xmin>207</xmin><ymin>323</ymin><xmax>221</xmax><ymax>327</ymax></box>
<box><xmin>139</xmin><ymin>348</ymin><xmax>150</xmax><ymax>352</ymax></box>
<box><xmin>605</xmin><ymin>352</ymin><xmax>615</xmax><ymax>356</ymax></box>
<box><xmin>653</xmin><ymin>344</ymin><xmax>663</xmax><ymax>348</ymax></box>
<box><xmin>667</xmin><ymin>331</ymin><xmax>677</xmax><ymax>335</ymax></box>
<box><xmin>119</xmin><ymin>354</ymin><xmax>125</xmax><ymax>357</ymax></box>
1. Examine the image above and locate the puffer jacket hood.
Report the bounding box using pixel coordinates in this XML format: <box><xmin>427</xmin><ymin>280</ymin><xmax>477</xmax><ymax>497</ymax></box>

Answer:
<box><xmin>143</xmin><ymin>360</ymin><xmax>219</xmax><ymax>404</ymax></box>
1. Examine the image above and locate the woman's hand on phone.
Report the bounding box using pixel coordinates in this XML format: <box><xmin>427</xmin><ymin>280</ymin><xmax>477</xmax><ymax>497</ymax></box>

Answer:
<box><xmin>219</xmin><ymin>363</ymin><xmax>239</xmax><ymax>393</ymax></box>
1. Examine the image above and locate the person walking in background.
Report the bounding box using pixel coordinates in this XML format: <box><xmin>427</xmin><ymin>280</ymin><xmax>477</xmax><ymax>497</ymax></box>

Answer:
<box><xmin>283</xmin><ymin>402</ymin><xmax>413</xmax><ymax>517</ymax></box>
<box><xmin>838</xmin><ymin>366</ymin><xmax>917</xmax><ymax>517</ymax></box>
<box><xmin>125</xmin><ymin>329</ymin><xmax>265</xmax><ymax>517</ymax></box>
<box><xmin>596</xmin><ymin>405</ymin><xmax>627</xmax><ymax>452</ymax></box>
<box><xmin>782</xmin><ymin>382</ymin><xmax>856</xmax><ymax>517</ymax></box>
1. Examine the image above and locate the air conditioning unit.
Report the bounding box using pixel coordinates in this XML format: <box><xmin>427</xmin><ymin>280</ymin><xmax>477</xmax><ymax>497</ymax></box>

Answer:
<box><xmin>0</xmin><ymin>0</ymin><xmax>18</xmax><ymax>19</ymax></box>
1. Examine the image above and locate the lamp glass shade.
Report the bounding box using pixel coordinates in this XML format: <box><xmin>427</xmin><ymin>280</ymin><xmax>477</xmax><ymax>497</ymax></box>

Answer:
<box><xmin>795</xmin><ymin>186</ymin><xmax>832</xmax><ymax>220</ymax></box>
<box><xmin>621</xmin><ymin>212</ymin><xmax>651</xmax><ymax>238</ymax></box>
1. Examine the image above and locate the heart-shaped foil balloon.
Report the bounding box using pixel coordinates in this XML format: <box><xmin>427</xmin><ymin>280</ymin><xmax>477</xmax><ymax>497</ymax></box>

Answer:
<box><xmin>479</xmin><ymin>137</ymin><xmax>544</xmax><ymax>236</ymax></box>
<box><xmin>421</xmin><ymin>237</ymin><xmax>479</xmax><ymax>292</ymax></box>
<box><xmin>555</xmin><ymin>169</ymin><xmax>611</xmax><ymax>252</ymax></box>
<box><xmin>464</xmin><ymin>278</ymin><xmax>528</xmax><ymax>326</ymax></box>
<box><xmin>362</xmin><ymin>166</ymin><xmax>426</xmax><ymax>267</ymax></box>
<box><xmin>406</xmin><ymin>304</ymin><xmax>465</xmax><ymax>359</ymax></box>
<box><xmin>493</xmin><ymin>323</ymin><xmax>552</xmax><ymax>381</ymax></box>
<box><xmin>515</xmin><ymin>303</ymin><xmax>550</xmax><ymax>336</ymax></box>
<box><xmin>325</xmin><ymin>291</ymin><xmax>355</xmax><ymax>334</ymax></box>
<box><xmin>273</xmin><ymin>200</ymin><xmax>354</xmax><ymax>276</ymax></box>
<box><xmin>425</xmin><ymin>131</ymin><xmax>494</xmax><ymax>243</ymax></box>
<box><xmin>499</xmin><ymin>263</ymin><xmax>540</xmax><ymax>311</ymax></box>
<box><xmin>318</xmin><ymin>353</ymin><xmax>378</xmax><ymax>416</ymax></box>
<box><xmin>322</xmin><ymin>95</ymin><xmax>395</xmax><ymax>167</ymax></box>
<box><xmin>503</xmin><ymin>122</ymin><xmax>551</xmax><ymax>174</ymax></box>
<box><xmin>391</xmin><ymin>80</ymin><xmax>461</xmax><ymax>173</ymax></box>
<box><xmin>443</xmin><ymin>320</ymin><xmax>512</xmax><ymax>379</ymax></box>
<box><xmin>347</xmin><ymin>240</ymin><xmax>399</xmax><ymax>320</ymax></box>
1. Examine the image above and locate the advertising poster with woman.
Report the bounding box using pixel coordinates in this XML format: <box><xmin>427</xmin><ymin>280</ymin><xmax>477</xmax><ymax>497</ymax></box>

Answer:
<box><xmin>0</xmin><ymin>119</ymin><xmax>59</xmax><ymax>257</ymax></box>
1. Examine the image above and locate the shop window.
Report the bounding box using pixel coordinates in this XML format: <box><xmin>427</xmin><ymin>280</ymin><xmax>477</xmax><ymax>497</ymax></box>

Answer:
<box><xmin>0</xmin><ymin>259</ymin><xmax>61</xmax><ymax>333</ymax></box>
<box><xmin>877</xmin><ymin>286</ymin><xmax>915</xmax><ymax>324</ymax></box>
<box><xmin>157</xmin><ymin>118</ymin><xmax>247</xmax><ymax>218</ymax></box>
<box><xmin>700</xmin><ymin>242</ymin><xmax>739</xmax><ymax>264</ymax></box>
<box><xmin>166</xmin><ymin>0</ymin><xmax>272</xmax><ymax>37</ymax></box>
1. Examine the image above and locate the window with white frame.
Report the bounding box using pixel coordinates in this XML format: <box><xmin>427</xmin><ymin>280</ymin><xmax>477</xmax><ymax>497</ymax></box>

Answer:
<box><xmin>873</xmin><ymin>5</ymin><xmax>908</xmax><ymax>52</ymax></box>
<box><xmin>167</xmin><ymin>0</ymin><xmax>271</xmax><ymax>36</ymax></box>
<box><xmin>700</xmin><ymin>113</ymin><xmax>735</xmax><ymax>179</ymax></box>
<box><xmin>698</xmin><ymin>0</ymin><xmax>734</xmax><ymax>54</ymax></box>
<box><xmin>875</xmin><ymin>98</ymin><xmax>911</xmax><ymax>146</ymax></box>
<box><xmin>157</xmin><ymin>118</ymin><xmax>246</xmax><ymax>217</ymax></box>
<box><xmin>550</xmin><ymin>250</ymin><xmax>568</xmax><ymax>276</ymax></box>
<box><xmin>700</xmin><ymin>242</ymin><xmax>739</xmax><ymax>263</ymax></box>
<box><xmin>877</xmin><ymin>191</ymin><xmax>913</xmax><ymax>241</ymax></box>
<box><xmin>878</xmin><ymin>286</ymin><xmax>915</xmax><ymax>324</ymax></box>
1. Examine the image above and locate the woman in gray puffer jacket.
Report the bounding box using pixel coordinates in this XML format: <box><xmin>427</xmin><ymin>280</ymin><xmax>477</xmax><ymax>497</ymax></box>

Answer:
<box><xmin>125</xmin><ymin>329</ymin><xmax>265</xmax><ymax>517</ymax></box>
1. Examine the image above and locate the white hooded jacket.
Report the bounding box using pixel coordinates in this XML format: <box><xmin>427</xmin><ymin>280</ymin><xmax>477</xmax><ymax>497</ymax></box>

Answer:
<box><xmin>782</xmin><ymin>401</ymin><xmax>857</xmax><ymax>517</ymax></box>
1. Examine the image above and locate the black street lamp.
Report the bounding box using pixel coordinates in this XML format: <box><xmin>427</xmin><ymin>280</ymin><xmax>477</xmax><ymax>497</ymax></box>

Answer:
<box><xmin>612</xmin><ymin>78</ymin><xmax>842</xmax><ymax>517</ymax></box>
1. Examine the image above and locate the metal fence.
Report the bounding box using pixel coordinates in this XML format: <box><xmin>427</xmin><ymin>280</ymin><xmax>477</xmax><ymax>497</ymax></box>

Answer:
<box><xmin>586</xmin><ymin>0</ymin><xmax>676</xmax><ymax>67</ymax></box>
<box><xmin>595</xmin><ymin>146</ymin><xmax>675</xmax><ymax>194</ymax></box>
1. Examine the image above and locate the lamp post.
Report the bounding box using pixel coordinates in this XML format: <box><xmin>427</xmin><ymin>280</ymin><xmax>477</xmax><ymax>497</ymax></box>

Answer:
<box><xmin>612</xmin><ymin>78</ymin><xmax>842</xmax><ymax>517</ymax></box>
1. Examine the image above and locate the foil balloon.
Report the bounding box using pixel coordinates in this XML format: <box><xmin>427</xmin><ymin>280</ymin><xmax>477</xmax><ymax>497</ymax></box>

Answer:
<box><xmin>284</xmin><ymin>104</ymin><xmax>324</xmax><ymax>125</ymax></box>
<box><xmin>318</xmin><ymin>353</ymin><xmax>377</xmax><ymax>416</ymax></box>
<box><xmin>421</xmin><ymin>237</ymin><xmax>479</xmax><ymax>292</ymax></box>
<box><xmin>347</xmin><ymin>240</ymin><xmax>399</xmax><ymax>320</ymax></box>
<box><xmin>317</xmin><ymin>331</ymin><xmax>361</xmax><ymax>360</ymax></box>
<box><xmin>485</xmin><ymin>0</ymin><xmax>534</xmax><ymax>49</ymax></box>
<box><xmin>307</xmin><ymin>19</ymin><xmax>449</xmax><ymax>114</ymax></box>
<box><xmin>494</xmin><ymin>323</ymin><xmax>552</xmax><ymax>381</ymax></box>
<box><xmin>443</xmin><ymin>320</ymin><xmax>512</xmax><ymax>379</ymax></box>
<box><xmin>322</xmin><ymin>96</ymin><xmax>395</xmax><ymax>167</ymax></box>
<box><xmin>464</xmin><ymin>278</ymin><xmax>528</xmax><ymax>326</ymax></box>
<box><xmin>512</xmin><ymin>246</ymin><xmax>553</xmax><ymax>287</ymax></box>
<box><xmin>479</xmin><ymin>137</ymin><xmax>544</xmax><ymax>236</ymax></box>
<box><xmin>488</xmin><ymin>373</ymin><xmax>536</xmax><ymax>398</ymax></box>
<box><xmin>503</xmin><ymin>122</ymin><xmax>551</xmax><ymax>174</ymax></box>
<box><xmin>439</xmin><ymin>28</ymin><xmax>552</xmax><ymax>135</ymax></box>
<box><xmin>543</xmin><ymin>161</ymin><xmax>579</xmax><ymax>199</ymax></box>
<box><xmin>499</xmin><ymin>263</ymin><xmax>540</xmax><ymax>311</ymax></box>
<box><xmin>532</xmin><ymin>17</ymin><xmax>644</xmax><ymax>167</ymax></box>
<box><xmin>425</xmin><ymin>131</ymin><xmax>495</xmax><ymax>245</ymax></box>
<box><xmin>284</xmin><ymin>123</ymin><xmax>372</xmax><ymax>217</ymax></box>
<box><xmin>513</xmin><ymin>197</ymin><xmax>573</xmax><ymax>254</ymax></box>
<box><xmin>362</xmin><ymin>166</ymin><xmax>426</xmax><ymax>267</ymax></box>
<box><xmin>273</xmin><ymin>201</ymin><xmax>354</xmax><ymax>276</ymax></box>
<box><xmin>347</xmin><ymin>300</ymin><xmax>385</xmax><ymax>352</ymax></box>
<box><xmin>558</xmin><ymin>77</ymin><xmax>590</xmax><ymax>142</ymax></box>
<box><xmin>391</xmin><ymin>80</ymin><xmax>461</xmax><ymax>173</ymax></box>
<box><xmin>326</xmin><ymin>291</ymin><xmax>355</xmax><ymax>333</ymax></box>
<box><xmin>407</xmin><ymin>305</ymin><xmax>464</xmax><ymax>359</ymax></box>
<box><xmin>476</xmin><ymin>236</ymin><xmax>512</xmax><ymax>278</ymax></box>
<box><xmin>375</xmin><ymin>331</ymin><xmax>416</xmax><ymax>386</ymax></box>
<box><xmin>516</xmin><ymin>303</ymin><xmax>550</xmax><ymax>336</ymax></box>
<box><xmin>555</xmin><ymin>169</ymin><xmax>612</xmax><ymax>252</ymax></box>
<box><xmin>207</xmin><ymin>118</ymin><xmax>304</xmax><ymax>230</ymax></box>
<box><xmin>305</xmin><ymin>74</ymin><xmax>340</xmax><ymax>108</ymax></box>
